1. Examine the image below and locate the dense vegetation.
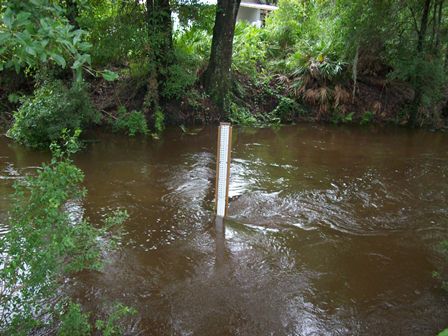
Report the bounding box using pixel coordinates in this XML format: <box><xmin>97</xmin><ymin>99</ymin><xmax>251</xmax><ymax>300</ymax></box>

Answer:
<box><xmin>0</xmin><ymin>0</ymin><xmax>447</xmax><ymax>147</ymax></box>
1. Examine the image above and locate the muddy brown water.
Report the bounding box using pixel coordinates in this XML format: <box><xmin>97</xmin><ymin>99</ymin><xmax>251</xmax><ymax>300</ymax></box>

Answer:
<box><xmin>1</xmin><ymin>125</ymin><xmax>448</xmax><ymax>335</ymax></box>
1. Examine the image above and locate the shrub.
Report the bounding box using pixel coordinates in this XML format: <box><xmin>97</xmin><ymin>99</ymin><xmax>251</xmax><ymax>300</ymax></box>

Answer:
<box><xmin>271</xmin><ymin>96</ymin><xmax>303</xmax><ymax>122</ymax></box>
<box><xmin>8</xmin><ymin>81</ymin><xmax>99</xmax><ymax>148</ymax></box>
<box><xmin>95</xmin><ymin>303</ymin><xmax>137</xmax><ymax>336</ymax></box>
<box><xmin>165</xmin><ymin>28</ymin><xmax>212</xmax><ymax>100</ymax></box>
<box><xmin>360</xmin><ymin>111</ymin><xmax>374</xmax><ymax>125</ymax></box>
<box><xmin>112</xmin><ymin>106</ymin><xmax>149</xmax><ymax>136</ymax></box>
<box><xmin>232</xmin><ymin>22</ymin><xmax>267</xmax><ymax>77</ymax></box>
<box><xmin>154</xmin><ymin>108</ymin><xmax>165</xmax><ymax>134</ymax></box>
<box><xmin>229</xmin><ymin>102</ymin><xmax>257</xmax><ymax>126</ymax></box>
<box><xmin>174</xmin><ymin>26</ymin><xmax>211</xmax><ymax>66</ymax></box>
<box><xmin>58</xmin><ymin>303</ymin><xmax>91</xmax><ymax>336</ymax></box>
<box><xmin>0</xmin><ymin>131</ymin><xmax>129</xmax><ymax>335</ymax></box>
<box><xmin>163</xmin><ymin>62</ymin><xmax>197</xmax><ymax>100</ymax></box>
<box><xmin>331</xmin><ymin>111</ymin><xmax>354</xmax><ymax>124</ymax></box>
<box><xmin>78</xmin><ymin>1</ymin><xmax>147</xmax><ymax>66</ymax></box>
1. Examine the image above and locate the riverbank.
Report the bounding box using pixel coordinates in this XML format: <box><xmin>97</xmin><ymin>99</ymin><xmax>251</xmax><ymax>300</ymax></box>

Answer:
<box><xmin>1</xmin><ymin>68</ymin><xmax>448</xmax><ymax>137</ymax></box>
<box><xmin>89</xmin><ymin>69</ymin><xmax>448</xmax><ymax>129</ymax></box>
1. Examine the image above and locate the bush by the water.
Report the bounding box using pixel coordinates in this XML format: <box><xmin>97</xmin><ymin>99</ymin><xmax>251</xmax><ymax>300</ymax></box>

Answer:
<box><xmin>8</xmin><ymin>81</ymin><xmax>99</xmax><ymax>148</ymax></box>
<box><xmin>112</xmin><ymin>106</ymin><xmax>149</xmax><ymax>136</ymax></box>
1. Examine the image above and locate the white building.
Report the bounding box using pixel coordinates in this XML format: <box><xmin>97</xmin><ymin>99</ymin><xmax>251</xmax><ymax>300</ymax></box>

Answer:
<box><xmin>202</xmin><ymin>0</ymin><xmax>278</xmax><ymax>27</ymax></box>
<box><xmin>237</xmin><ymin>1</ymin><xmax>278</xmax><ymax>27</ymax></box>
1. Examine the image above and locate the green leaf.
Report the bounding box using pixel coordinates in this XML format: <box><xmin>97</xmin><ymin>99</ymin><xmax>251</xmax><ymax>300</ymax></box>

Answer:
<box><xmin>25</xmin><ymin>46</ymin><xmax>37</xmax><ymax>56</ymax></box>
<box><xmin>50</xmin><ymin>53</ymin><xmax>66</xmax><ymax>68</ymax></box>
<box><xmin>102</xmin><ymin>70</ymin><xmax>119</xmax><ymax>81</ymax></box>
<box><xmin>78</xmin><ymin>41</ymin><xmax>92</xmax><ymax>51</ymax></box>
<box><xmin>75</xmin><ymin>68</ymin><xmax>83</xmax><ymax>82</ymax></box>
<box><xmin>3</xmin><ymin>8</ymin><xmax>13</xmax><ymax>29</ymax></box>
<box><xmin>0</xmin><ymin>32</ymin><xmax>10</xmax><ymax>45</ymax></box>
<box><xmin>40</xmin><ymin>53</ymin><xmax>48</xmax><ymax>63</ymax></box>
<box><xmin>16</xmin><ymin>12</ymin><xmax>32</xmax><ymax>25</ymax></box>
<box><xmin>73</xmin><ymin>31</ymin><xmax>83</xmax><ymax>45</ymax></box>
<box><xmin>14</xmin><ymin>60</ymin><xmax>20</xmax><ymax>73</ymax></box>
<box><xmin>438</xmin><ymin>329</ymin><xmax>448</xmax><ymax>336</ymax></box>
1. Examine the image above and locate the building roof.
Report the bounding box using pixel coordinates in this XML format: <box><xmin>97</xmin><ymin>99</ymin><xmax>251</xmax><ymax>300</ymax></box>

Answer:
<box><xmin>200</xmin><ymin>0</ymin><xmax>278</xmax><ymax>10</ymax></box>
<box><xmin>240</xmin><ymin>2</ymin><xmax>278</xmax><ymax>11</ymax></box>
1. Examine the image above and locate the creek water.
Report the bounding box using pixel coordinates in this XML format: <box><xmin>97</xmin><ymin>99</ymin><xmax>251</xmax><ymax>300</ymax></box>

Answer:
<box><xmin>1</xmin><ymin>125</ymin><xmax>448</xmax><ymax>335</ymax></box>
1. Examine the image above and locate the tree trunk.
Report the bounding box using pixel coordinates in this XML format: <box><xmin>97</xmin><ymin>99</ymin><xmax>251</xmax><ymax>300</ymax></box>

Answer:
<box><xmin>410</xmin><ymin>0</ymin><xmax>432</xmax><ymax>126</ymax></box>
<box><xmin>144</xmin><ymin>0</ymin><xmax>174</xmax><ymax>112</ymax></box>
<box><xmin>417</xmin><ymin>0</ymin><xmax>431</xmax><ymax>53</ymax></box>
<box><xmin>203</xmin><ymin>0</ymin><xmax>241</xmax><ymax>117</ymax></box>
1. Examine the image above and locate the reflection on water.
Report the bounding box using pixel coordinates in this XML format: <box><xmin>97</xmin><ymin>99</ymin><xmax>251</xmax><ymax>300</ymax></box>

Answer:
<box><xmin>1</xmin><ymin>125</ymin><xmax>448</xmax><ymax>335</ymax></box>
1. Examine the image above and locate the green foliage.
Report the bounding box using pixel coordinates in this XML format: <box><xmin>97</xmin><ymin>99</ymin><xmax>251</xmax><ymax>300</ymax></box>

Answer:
<box><xmin>8</xmin><ymin>80</ymin><xmax>99</xmax><ymax>148</ymax></box>
<box><xmin>265</xmin><ymin>0</ymin><xmax>343</xmax><ymax>71</ymax></box>
<box><xmin>389</xmin><ymin>57</ymin><xmax>447</xmax><ymax>124</ymax></box>
<box><xmin>438</xmin><ymin>328</ymin><xmax>448</xmax><ymax>336</ymax></box>
<box><xmin>229</xmin><ymin>102</ymin><xmax>257</xmax><ymax>126</ymax></box>
<box><xmin>102</xmin><ymin>69</ymin><xmax>120</xmax><ymax>81</ymax></box>
<box><xmin>174</xmin><ymin>2</ymin><xmax>215</xmax><ymax>33</ymax></box>
<box><xmin>163</xmin><ymin>57</ymin><xmax>197</xmax><ymax>100</ymax></box>
<box><xmin>0</xmin><ymin>0</ymin><xmax>92</xmax><ymax>79</ymax></box>
<box><xmin>112</xmin><ymin>106</ymin><xmax>149</xmax><ymax>136</ymax></box>
<box><xmin>175</xmin><ymin>27</ymin><xmax>211</xmax><ymax>64</ymax></box>
<box><xmin>0</xmin><ymin>131</ymin><xmax>129</xmax><ymax>335</ymax></box>
<box><xmin>172</xmin><ymin>26</ymin><xmax>212</xmax><ymax>97</ymax></box>
<box><xmin>232</xmin><ymin>22</ymin><xmax>266</xmax><ymax>77</ymax></box>
<box><xmin>434</xmin><ymin>240</ymin><xmax>448</xmax><ymax>292</ymax></box>
<box><xmin>271</xmin><ymin>96</ymin><xmax>303</xmax><ymax>122</ymax></box>
<box><xmin>95</xmin><ymin>303</ymin><xmax>137</xmax><ymax>336</ymax></box>
<box><xmin>58</xmin><ymin>303</ymin><xmax>91</xmax><ymax>336</ymax></box>
<box><xmin>331</xmin><ymin>111</ymin><xmax>354</xmax><ymax>124</ymax></box>
<box><xmin>360</xmin><ymin>111</ymin><xmax>374</xmax><ymax>125</ymax></box>
<box><xmin>77</xmin><ymin>1</ymin><xmax>147</xmax><ymax>66</ymax></box>
<box><xmin>154</xmin><ymin>108</ymin><xmax>165</xmax><ymax>133</ymax></box>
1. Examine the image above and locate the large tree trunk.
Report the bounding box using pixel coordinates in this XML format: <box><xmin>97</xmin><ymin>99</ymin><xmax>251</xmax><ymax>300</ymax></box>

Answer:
<box><xmin>144</xmin><ymin>0</ymin><xmax>174</xmax><ymax>112</ymax></box>
<box><xmin>203</xmin><ymin>0</ymin><xmax>241</xmax><ymax>117</ymax></box>
<box><xmin>410</xmin><ymin>0</ymin><xmax>432</xmax><ymax>126</ymax></box>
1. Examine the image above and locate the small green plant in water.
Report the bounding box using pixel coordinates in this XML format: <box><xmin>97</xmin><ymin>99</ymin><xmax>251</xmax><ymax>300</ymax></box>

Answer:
<box><xmin>58</xmin><ymin>303</ymin><xmax>91</xmax><ymax>336</ymax></box>
<box><xmin>95</xmin><ymin>303</ymin><xmax>138</xmax><ymax>336</ymax></box>
<box><xmin>154</xmin><ymin>108</ymin><xmax>165</xmax><ymax>134</ymax></box>
<box><xmin>360</xmin><ymin>111</ymin><xmax>374</xmax><ymax>125</ymax></box>
<box><xmin>331</xmin><ymin>111</ymin><xmax>354</xmax><ymax>124</ymax></box>
<box><xmin>112</xmin><ymin>106</ymin><xmax>149</xmax><ymax>136</ymax></box>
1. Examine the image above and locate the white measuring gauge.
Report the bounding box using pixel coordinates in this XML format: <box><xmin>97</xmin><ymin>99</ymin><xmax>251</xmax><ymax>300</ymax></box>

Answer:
<box><xmin>215</xmin><ymin>123</ymin><xmax>232</xmax><ymax>217</ymax></box>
